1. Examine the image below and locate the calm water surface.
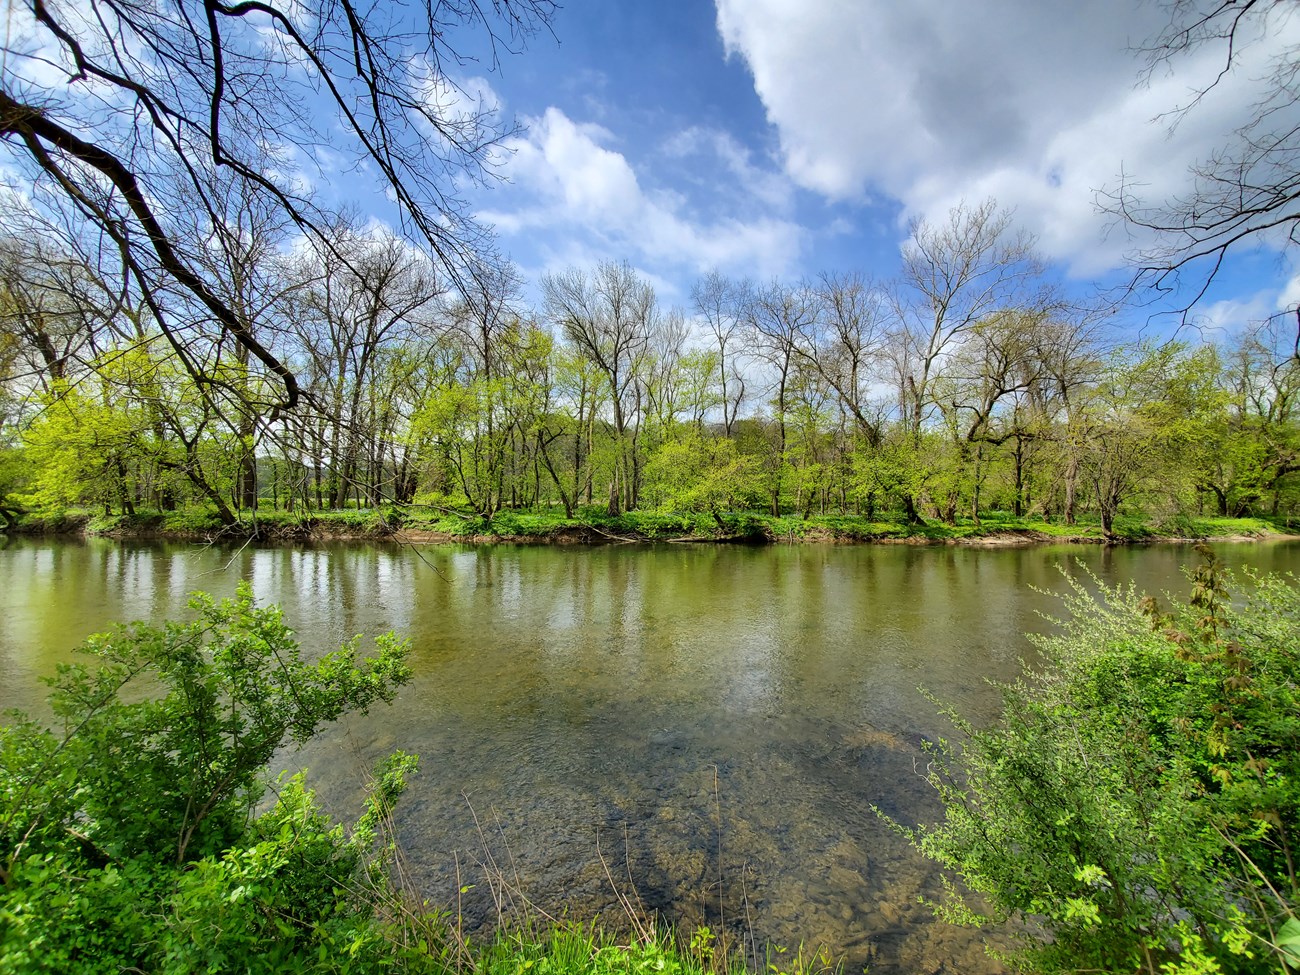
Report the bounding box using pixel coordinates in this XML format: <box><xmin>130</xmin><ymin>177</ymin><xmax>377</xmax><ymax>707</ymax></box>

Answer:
<box><xmin>3</xmin><ymin>537</ymin><xmax>1299</xmax><ymax>973</ymax></box>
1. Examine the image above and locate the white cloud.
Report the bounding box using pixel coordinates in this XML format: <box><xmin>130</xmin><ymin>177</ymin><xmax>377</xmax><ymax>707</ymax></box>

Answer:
<box><xmin>1170</xmin><ymin>255</ymin><xmax>1300</xmax><ymax>338</ymax></box>
<box><xmin>1193</xmin><ymin>291</ymin><xmax>1280</xmax><ymax>339</ymax></box>
<box><xmin>1277</xmin><ymin>272</ymin><xmax>1300</xmax><ymax>315</ymax></box>
<box><xmin>479</xmin><ymin>107</ymin><xmax>805</xmax><ymax>284</ymax></box>
<box><xmin>660</xmin><ymin>127</ymin><xmax>793</xmax><ymax>212</ymax></box>
<box><xmin>410</xmin><ymin>69</ymin><xmax>506</xmax><ymax>158</ymax></box>
<box><xmin>714</xmin><ymin>0</ymin><xmax>1300</xmax><ymax>276</ymax></box>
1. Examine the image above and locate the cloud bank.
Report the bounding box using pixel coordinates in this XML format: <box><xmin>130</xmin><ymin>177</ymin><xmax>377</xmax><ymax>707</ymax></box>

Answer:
<box><xmin>714</xmin><ymin>0</ymin><xmax>1300</xmax><ymax>276</ymax></box>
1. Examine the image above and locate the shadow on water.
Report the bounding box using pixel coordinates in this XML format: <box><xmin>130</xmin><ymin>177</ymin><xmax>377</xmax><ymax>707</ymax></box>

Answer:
<box><xmin>3</xmin><ymin>537</ymin><xmax>1300</xmax><ymax>973</ymax></box>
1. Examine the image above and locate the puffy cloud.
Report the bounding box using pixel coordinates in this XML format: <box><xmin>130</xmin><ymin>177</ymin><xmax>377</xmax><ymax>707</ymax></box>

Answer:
<box><xmin>479</xmin><ymin>107</ymin><xmax>805</xmax><ymax>285</ymax></box>
<box><xmin>714</xmin><ymin>0</ymin><xmax>1300</xmax><ymax>275</ymax></box>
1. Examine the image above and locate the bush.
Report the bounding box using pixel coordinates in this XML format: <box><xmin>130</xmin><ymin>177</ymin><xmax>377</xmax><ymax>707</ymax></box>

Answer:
<box><xmin>159</xmin><ymin>506</ymin><xmax>225</xmax><ymax>534</ymax></box>
<box><xmin>896</xmin><ymin>549</ymin><xmax>1300</xmax><ymax>974</ymax></box>
<box><xmin>0</xmin><ymin>584</ymin><xmax>438</xmax><ymax>974</ymax></box>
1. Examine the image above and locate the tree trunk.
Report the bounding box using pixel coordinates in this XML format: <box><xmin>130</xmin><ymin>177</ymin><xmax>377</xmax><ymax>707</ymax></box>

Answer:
<box><xmin>1211</xmin><ymin>485</ymin><xmax>1228</xmax><ymax>517</ymax></box>
<box><xmin>942</xmin><ymin>495</ymin><xmax>957</xmax><ymax>525</ymax></box>
<box><xmin>237</xmin><ymin>426</ymin><xmax>257</xmax><ymax>512</ymax></box>
<box><xmin>1064</xmin><ymin>456</ymin><xmax>1079</xmax><ymax>526</ymax></box>
<box><xmin>607</xmin><ymin>476</ymin><xmax>621</xmax><ymax>516</ymax></box>
<box><xmin>1013</xmin><ymin>437</ymin><xmax>1025</xmax><ymax>518</ymax></box>
<box><xmin>902</xmin><ymin>493</ymin><xmax>923</xmax><ymax>524</ymax></box>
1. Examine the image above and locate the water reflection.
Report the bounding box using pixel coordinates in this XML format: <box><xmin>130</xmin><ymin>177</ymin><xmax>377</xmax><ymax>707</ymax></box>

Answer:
<box><xmin>2</xmin><ymin>538</ymin><xmax>1298</xmax><ymax>974</ymax></box>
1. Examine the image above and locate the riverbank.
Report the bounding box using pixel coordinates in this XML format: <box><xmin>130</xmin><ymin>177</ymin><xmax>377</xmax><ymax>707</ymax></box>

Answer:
<box><xmin>6</xmin><ymin>506</ymin><xmax>1298</xmax><ymax>546</ymax></box>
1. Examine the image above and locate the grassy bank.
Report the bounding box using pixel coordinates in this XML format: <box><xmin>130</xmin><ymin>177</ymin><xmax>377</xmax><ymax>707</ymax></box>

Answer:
<box><xmin>7</xmin><ymin>506</ymin><xmax>1298</xmax><ymax>545</ymax></box>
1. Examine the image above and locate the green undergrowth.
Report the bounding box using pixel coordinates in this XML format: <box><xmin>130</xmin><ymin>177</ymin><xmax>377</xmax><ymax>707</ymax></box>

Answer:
<box><xmin>478</xmin><ymin>925</ymin><xmax>835</xmax><ymax>975</ymax></box>
<box><xmin>384</xmin><ymin>507</ymin><xmax>1300</xmax><ymax>543</ymax></box>
<box><xmin>8</xmin><ymin>505</ymin><xmax>1299</xmax><ymax>545</ymax></box>
<box><xmin>888</xmin><ymin>550</ymin><xmax>1300</xmax><ymax>974</ymax></box>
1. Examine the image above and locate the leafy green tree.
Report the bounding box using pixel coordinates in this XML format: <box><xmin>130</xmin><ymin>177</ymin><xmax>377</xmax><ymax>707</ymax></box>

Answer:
<box><xmin>642</xmin><ymin>431</ymin><xmax>766</xmax><ymax>527</ymax></box>
<box><xmin>851</xmin><ymin>431</ymin><xmax>938</xmax><ymax>522</ymax></box>
<box><xmin>1187</xmin><ymin>384</ymin><xmax>1273</xmax><ymax>518</ymax></box>
<box><xmin>784</xmin><ymin>366</ymin><xmax>836</xmax><ymax>518</ymax></box>
<box><xmin>1071</xmin><ymin>343</ymin><xmax>1218</xmax><ymax>535</ymax></box>
<box><xmin>20</xmin><ymin>346</ymin><xmax>252</xmax><ymax>522</ymax></box>
<box><xmin>385</xmin><ymin>338</ymin><xmax>470</xmax><ymax>509</ymax></box>
<box><xmin>1225</xmin><ymin>319</ymin><xmax>1300</xmax><ymax>515</ymax></box>
<box><xmin>0</xmin><ymin>315</ymin><xmax>25</xmax><ymax>526</ymax></box>
<box><xmin>19</xmin><ymin>379</ymin><xmax>148</xmax><ymax>516</ymax></box>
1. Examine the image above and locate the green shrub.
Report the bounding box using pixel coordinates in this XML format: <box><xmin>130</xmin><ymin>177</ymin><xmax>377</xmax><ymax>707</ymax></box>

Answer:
<box><xmin>0</xmin><ymin>584</ymin><xmax>433</xmax><ymax>974</ymax></box>
<box><xmin>159</xmin><ymin>507</ymin><xmax>225</xmax><ymax>534</ymax></box>
<box><xmin>895</xmin><ymin>550</ymin><xmax>1300</xmax><ymax>974</ymax></box>
<box><xmin>314</xmin><ymin>508</ymin><xmax>390</xmax><ymax>530</ymax></box>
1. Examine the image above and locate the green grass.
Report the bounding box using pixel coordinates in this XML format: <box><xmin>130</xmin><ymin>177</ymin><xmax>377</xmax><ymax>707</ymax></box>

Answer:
<box><xmin>474</xmin><ymin>922</ymin><xmax>837</xmax><ymax>975</ymax></box>
<box><xmin>9</xmin><ymin>504</ymin><xmax>1299</xmax><ymax>545</ymax></box>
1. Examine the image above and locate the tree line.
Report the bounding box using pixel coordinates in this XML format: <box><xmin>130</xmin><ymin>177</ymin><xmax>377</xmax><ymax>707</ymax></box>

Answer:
<box><xmin>2</xmin><ymin>199</ymin><xmax>1297</xmax><ymax>535</ymax></box>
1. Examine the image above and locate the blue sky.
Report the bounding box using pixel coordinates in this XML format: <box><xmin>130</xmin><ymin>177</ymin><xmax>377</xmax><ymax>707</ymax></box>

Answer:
<box><xmin>5</xmin><ymin>0</ymin><xmax>1297</xmax><ymax>338</ymax></box>
<box><xmin>467</xmin><ymin>0</ymin><xmax>904</xmax><ymax>304</ymax></box>
<box><xmin>424</xmin><ymin>0</ymin><xmax>1300</xmax><ymax>338</ymax></box>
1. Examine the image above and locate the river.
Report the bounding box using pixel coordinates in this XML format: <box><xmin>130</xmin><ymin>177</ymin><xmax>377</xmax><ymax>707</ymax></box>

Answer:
<box><xmin>2</xmin><ymin>536</ymin><xmax>1298</xmax><ymax>973</ymax></box>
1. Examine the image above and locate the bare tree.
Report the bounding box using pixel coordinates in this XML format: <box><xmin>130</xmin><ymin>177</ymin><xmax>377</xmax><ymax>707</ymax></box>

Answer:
<box><xmin>691</xmin><ymin>269</ymin><xmax>747</xmax><ymax>436</ymax></box>
<box><xmin>292</xmin><ymin>220</ymin><xmax>444</xmax><ymax>508</ymax></box>
<box><xmin>742</xmin><ymin>278</ymin><xmax>818</xmax><ymax>515</ymax></box>
<box><xmin>183</xmin><ymin>174</ymin><xmax>304</xmax><ymax>511</ymax></box>
<box><xmin>936</xmin><ymin>309</ymin><xmax>1061</xmax><ymax>523</ymax></box>
<box><xmin>0</xmin><ymin>235</ymin><xmax>97</xmax><ymax>392</ymax></box>
<box><xmin>1113</xmin><ymin>0</ymin><xmax>1300</xmax><ymax>324</ymax></box>
<box><xmin>0</xmin><ymin>0</ymin><xmax>554</xmax><ymax>412</ymax></box>
<box><xmin>0</xmin><ymin>207</ymin><xmax>151</xmax><ymax>397</ymax></box>
<box><xmin>542</xmin><ymin>261</ymin><xmax>656</xmax><ymax>513</ymax></box>
<box><xmin>448</xmin><ymin>262</ymin><xmax>525</xmax><ymax>383</ymax></box>
<box><xmin>891</xmin><ymin>200</ymin><xmax>1048</xmax><ymax>441</ymax></box>
<box><xmin>645</xmin><ymin>307</ymin><xmax>692</xmax><ymax>431</ymax></box>
<box><xmin>803</xmin><ymin>271</ymin><xmax>889</xmax><ymax>447</ymax></box>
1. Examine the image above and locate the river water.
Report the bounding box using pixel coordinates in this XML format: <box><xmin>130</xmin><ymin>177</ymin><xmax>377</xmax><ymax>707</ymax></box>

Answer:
<box><xmin>3</xmin><ymin>536</ymin><xmax>1298</xmax><ymax>973</ymax></box>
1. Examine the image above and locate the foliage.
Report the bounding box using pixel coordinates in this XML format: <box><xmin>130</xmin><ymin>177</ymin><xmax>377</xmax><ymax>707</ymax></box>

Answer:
<box><xmin>17</xmin><ymin>500</ymin><xmax>1300</xmax><ymax>547</ymax></box>
<box><xmin>642</xmin><ymin>432</ymin><xmax>768</xmax><ymax>519</ymax></box>
<box><xmin>19</xmin><ymin>380</ymin><xmax>146</xmax><ymax>513</ymax></box>
<box><xmin>476</xmin><ymin>923</ymin><xmax>837</xmax><ymax>975</ymax></box>
<box><xmin>158</xmin><ymin>507</ymin><xmax>229</xmax><ymax>535</ymax></box>
<box><xmin>896</xmin><ymin>551</ymin><xmax>1300</xmax><ymax>974</ymax></box>
<box><xmin>0</xmin><ymin>584</ymin><xmax>430</xmax><ymax>974</ymax></box>
<box><xmin>0</xmin><ymin>444</ymin><xmax>26</xmax><ymax>506</ymax></box>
